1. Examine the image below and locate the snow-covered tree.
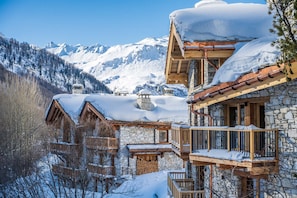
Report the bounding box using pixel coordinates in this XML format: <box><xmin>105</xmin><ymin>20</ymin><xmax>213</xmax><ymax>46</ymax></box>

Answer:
<box><xmin>268</xmin><ymin>0</ymin><xmax>297</xmax><ymax>79</ymax></box>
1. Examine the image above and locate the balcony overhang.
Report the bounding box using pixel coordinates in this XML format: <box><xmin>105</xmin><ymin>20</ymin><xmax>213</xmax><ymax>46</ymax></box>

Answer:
<box><xmin>127</xmin><ymin>144</ymin><xmax>172</xmax><ymax>156</ymax></box>
<box><xmin>87</xmin><ymin>163</ymin><xmax>115</xmax><ymax>177</ymax></box>
<box><xmin>190</xmin><ymin>154</ymin><xmax>278</xmax><ymax>177</ymax></box>
<box><xmin>165</xmin><ymin>23</ymin><xmax>236</xmax><ymax>87</ymax></box>
<box><xmin>52</xmin><ymin>164</ymin><xmax>86</xmax><ymax>181</ymax></box>
<box><xmin>189</xmin><ymin>62</ymin><xmax>297</xmax><ymax>109</ymax></box>
<box><xmin>50</xmin><ymin>142</ymin><xmax>79</xmax><ymax>155</ymax></box>
<box><xmin>86</xmin><ymin>136</ymin><xmax>118</xmax><ymax>154</ymax></box>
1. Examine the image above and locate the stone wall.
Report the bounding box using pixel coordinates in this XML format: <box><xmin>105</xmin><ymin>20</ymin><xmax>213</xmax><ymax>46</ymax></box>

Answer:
<box><xmin>262</xmin><ymin>80</ymin><xmax>297</xmax><ymax>197</ymax></box>
<box><xmin>201</xmin><ymin>80</ymin><xmax>297</xmax><ymax>197</ymax></box>
<box><xmin>158</xmin><ymin>152</ymin><xmax>183</xmax><ymax>171</ymax></box>
<box><xmin>204</xmin><ymin>166</ymin><xmax>241</xmax><ymax>198</ymax></box>
<box><xmin>116</xmin><ymin>126</ymin><xmax>183</xmax><ymax>177</ymax></box>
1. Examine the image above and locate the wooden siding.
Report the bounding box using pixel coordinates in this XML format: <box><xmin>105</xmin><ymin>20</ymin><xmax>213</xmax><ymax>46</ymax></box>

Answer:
<box><xmin>167</xmin><ymin>172</ymin><xmax>205</xmax><ymax>198</ymax></box>
<box><xmin>87</xmin><ymin>163</ymin><xmax>115</xmax><ymax>176</ymax></box>
<box><xmin>50</xmin><ymin>142</ymin><xmax>79</xmax><ymax>155</ymax></box>
<box><xmin>85</xmin><ymin>137</ymin><xmax>118</xmax><ymax>151</ymax></box>
<box><xmin>52</xmin><ymin>164</ymin><xmax>86</xmax><ymax>181</ymax></box>
<box><xmin>171</xmin><ymin>128</ymin><xmax>190</xmax><ymax>160</ymax></box>
<box><xmin>136</xmin><ymin>154</ymin><xmax>158</xmax><ymax>175</ymax></box>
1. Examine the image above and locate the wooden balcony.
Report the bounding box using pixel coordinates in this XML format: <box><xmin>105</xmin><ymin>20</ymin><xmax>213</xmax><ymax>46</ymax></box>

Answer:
<box><xmin>87</xmin><ymin>163</ymin><xmax>115</xmax><ymax>177</ymax></box>
<box><xmin>50</xmin><ymin>142</ymin><xmax>79</xmax><ymax>155</ymax></box>
<box><xmin>171</xmin><ymin>125</ymin><xmax>191</xmax><ymax>160</ymax></box>
<box><xmin>167</xmin><ymin>172</ymin><xmax>205</xmax><ymax>198</ymax></box>
<box><xmin>85</xmin><ymin>137</ymin><xmax>118</xmax><ymax>152</ymax></box>
<box><xmin>52</xmin><ymin>164</ymin><xmax>86</xmax><ymax>181</ymax></box>
<box><xmin>190</xmin><ymin>126</ymin><xmax>279</xmax><ymax>176</ymax></box>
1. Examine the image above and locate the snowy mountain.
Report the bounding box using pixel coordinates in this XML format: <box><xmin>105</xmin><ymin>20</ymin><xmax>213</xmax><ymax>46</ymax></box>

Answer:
<box><xmin>0</xmin><ymin>36</ymin><xmax>112</xmax><ymax>94</ymax></box>
<box><xmin>46</xmin><ymin>37</ymin><xmax>188</xmax><ymax>96</ymax></box>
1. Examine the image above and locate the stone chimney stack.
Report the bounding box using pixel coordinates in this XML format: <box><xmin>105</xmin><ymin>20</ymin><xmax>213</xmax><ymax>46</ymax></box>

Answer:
<box><xmin>72</xmin><ymin>84</ymin><xmax>84</xmax><ymax>94</ymax></box>
<box><xmin>137</xmin><ymin>89</ymin><xmax>153</xmax><ymax>111</ymax></box>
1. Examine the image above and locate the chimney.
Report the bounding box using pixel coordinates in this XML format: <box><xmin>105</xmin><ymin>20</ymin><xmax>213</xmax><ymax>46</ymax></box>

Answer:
<box><xmin>137</xmin><ymin>89</ymin><xmax>153</xmax><ymax>111</ymax></box>
<box><xmin>72</xmin><ymin>84</ymin><xmax>84</xmax><ymax>94</ymax></box>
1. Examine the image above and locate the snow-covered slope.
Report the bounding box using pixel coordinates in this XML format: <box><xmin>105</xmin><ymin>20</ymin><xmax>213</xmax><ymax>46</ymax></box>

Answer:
<box><xmin>46</xmin><ymin>37</ymin><xmax>187</xmax><ymax>96</ymax></box>
<box><xmin>0</xmin><ymin>36</ymin><xmax>112</xmax><ymax>94</ymax></box>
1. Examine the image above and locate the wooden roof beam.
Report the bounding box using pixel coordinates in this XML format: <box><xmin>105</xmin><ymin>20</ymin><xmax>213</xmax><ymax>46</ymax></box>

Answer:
<box><xmin>166</xmin><ymin>73</ymin><xmax>188</xmax><ymax>84</ymax></box>
<box><xmin>177</xmin><ymin>60</ymin><xmax>182</xmax><ymax>73</ymax></box>
<box><xmin>184</xmin><ymin>49</ymin><xmax>234</xmax><ymax>59</ymax></box>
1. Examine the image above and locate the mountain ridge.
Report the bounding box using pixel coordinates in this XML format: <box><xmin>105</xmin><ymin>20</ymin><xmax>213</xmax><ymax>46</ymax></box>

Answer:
<box><xmin>45</xmin><ymin>36</ymin><xmax>188</xmax><ymax>96</ymax></box>
<box><xmin>0</xmin><ymin>36</ymin><xmax>112</xmax><ymax>95</ymax></box>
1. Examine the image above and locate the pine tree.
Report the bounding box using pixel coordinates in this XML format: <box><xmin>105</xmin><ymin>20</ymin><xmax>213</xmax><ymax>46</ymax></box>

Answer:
<box><xmin>268</xmin><ymin>0</ymin><xmax>297</xmax><ymax>80</ymax></box>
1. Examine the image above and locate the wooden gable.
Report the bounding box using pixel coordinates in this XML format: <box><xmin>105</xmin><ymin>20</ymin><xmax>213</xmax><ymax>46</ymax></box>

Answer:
<box><xmin>165</xmin><ymin>23</ymin><xmax>235</xmax><ymax>87</ymax></box>
<box><xmin>45</xmin><ymin>100</ymin><xmax>74</xmax><ymax>126</ymax></box>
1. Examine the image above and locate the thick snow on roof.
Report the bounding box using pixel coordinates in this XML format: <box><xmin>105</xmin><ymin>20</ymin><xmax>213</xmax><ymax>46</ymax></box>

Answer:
<box><xmin>53</xmin><ymin>94</ymin><xmax>89</xmax><ymax>124</ymax></box>
<box><xmin>85</xmin><ymin>94</ymin><xmax>188</xmax><ymax>123</ymax></box>
<box><xmin>51</xmin><ymin>94</ymin><xmax>188</xmax><ymax>124</ymax></box>
<box><xmin>209</xmin><ymin>36</ymin><xmax>280</xmax><ymax>86</ymax></box>
<box><xmin>170</xmin><ymin>0</ymin><xmax>273</xmax><ymax>42</ymax></box>
<box><xmin>170</xmin><ymin>0</ymin><xmax>280</xmax><ymax>87</ymax></box>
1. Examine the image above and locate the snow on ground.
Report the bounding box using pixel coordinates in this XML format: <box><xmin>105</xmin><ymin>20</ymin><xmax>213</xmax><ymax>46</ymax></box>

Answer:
<box><xmin>2</xmin><ymin>153</ymin><xmax>171</xmax><ymax>198</ymax></box>
<box><xmin>106</xmin><ymin>171</ymin><xmax>169</xmax><ymax>198</ymax></box>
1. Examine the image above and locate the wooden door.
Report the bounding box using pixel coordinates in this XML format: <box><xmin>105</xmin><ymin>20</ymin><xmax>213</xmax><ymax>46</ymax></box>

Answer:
<box><xmin>136</xmin><ymin>155</ymin><xmax>158</xmax><ymax>175</ymax></box>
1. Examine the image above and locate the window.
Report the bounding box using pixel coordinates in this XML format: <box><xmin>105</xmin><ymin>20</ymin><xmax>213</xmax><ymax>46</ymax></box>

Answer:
<box><xmin>159</xmin><ymin>130</ymin><xmax>168</xmax><ymax>143</ymax></box>
<box><xmin>225</xmin><ymin>100</ymin><xmax>266</xmax><ymax>153</ymax></box>
<box><xmin>225</xmin><ymin>102</ymin><xmax>265</xmax><ymax>127</ymax></box>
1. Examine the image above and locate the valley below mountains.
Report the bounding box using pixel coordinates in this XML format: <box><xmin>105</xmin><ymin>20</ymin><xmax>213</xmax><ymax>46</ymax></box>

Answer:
<box><xmin>45</xmin><ymin>36</ymin><xmax>187</xmax><ymax>96</ymax></box>
<box><xmin>0</xmin><ymin>35</ymin><xmax>187</xmax><ymax>97</ymax></box>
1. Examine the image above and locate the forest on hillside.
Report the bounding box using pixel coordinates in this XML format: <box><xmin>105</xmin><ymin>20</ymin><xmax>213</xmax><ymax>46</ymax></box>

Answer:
<box><xmin>0</xmin><ymin>36</ymin><xmax>112</xmax><ymax>94</ymax></box>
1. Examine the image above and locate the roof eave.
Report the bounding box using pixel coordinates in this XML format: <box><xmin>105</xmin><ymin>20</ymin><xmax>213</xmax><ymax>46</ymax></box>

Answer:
<box><xmin>188</xmin><ymin>62</ymin><xmax>297</xmax><ymax>109</ymax></box>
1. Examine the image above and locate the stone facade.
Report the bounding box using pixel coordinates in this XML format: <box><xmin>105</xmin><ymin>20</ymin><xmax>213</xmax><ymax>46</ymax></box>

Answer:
<box><xmin>192</xmin><ymin>80</ymin><xmax>297</xmax><ymax>197</ymax></box>
<box><xmin>117</xmin><ymin>126</ymin><xmax>183</xmax><ymax>177</ymax></box>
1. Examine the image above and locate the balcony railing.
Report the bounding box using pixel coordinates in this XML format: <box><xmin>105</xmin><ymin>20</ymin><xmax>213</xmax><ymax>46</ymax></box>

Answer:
<box><xmin>87</xmin><ymin>163</ymin><xmax>115</xmax><ymax>176</ymax></box>
<box><xmin>52</xmin><ymin>164</ymin><xmax>86</xmax><ymax>181</ymax></box>
<box><xmin>86</xmin><ymin>137</ymin><xmax>118</xmax><ymax>150</ymax></box>
<box><xmin>50</xmin><ymin>142</ymin><xmax>79</xmax><ymax>155</ymax></box>
<box><xmin>171</xmin><ymin>127</ymin><xmax>190</xmax><ymax>154</ymax></box>
<box><xmin>191</xmin><ymin>126</ymin><xmax>278</xmax><ymax>160</ymax></box>
<box><xmin>168</xmin><ymin>172</ymin><xmax>205</xmax><ymax>198</ymax></box>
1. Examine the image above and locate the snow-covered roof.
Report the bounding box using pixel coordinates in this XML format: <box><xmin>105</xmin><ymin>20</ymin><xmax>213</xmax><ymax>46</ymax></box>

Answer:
<box><xmin>85</xmin><ymin>94</ymin><xmax>188</xmax><ymax>123</ymax></box>
<box><xmin>49</xmin><ymin>93</ymin><xmax>188</xmax><ymax>124</ymax></box>
<box><xmin>52</xmin><ymin>94</ymin><xmax>88</xmax><ymax>124</ymax></box>
<box><xmin>170</xmin><ymin>0</ymin><xmax>273</xmax><ymax>42</ymax></box>
<box><xmin>127</xmin><ymin>144</ymin><xmax>172</xmax><ymax>151</ymax></box>
<box><xmin>209</xmin><ymin>36</ymin><xmax>280</xmax><ymax>86</ymax></box>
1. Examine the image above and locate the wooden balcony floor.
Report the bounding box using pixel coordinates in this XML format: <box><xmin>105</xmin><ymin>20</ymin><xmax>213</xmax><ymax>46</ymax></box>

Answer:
<box><xmin>190</xmin><ymin>149</ymin><xmax>278</xmax><ymax>176</ymax></box>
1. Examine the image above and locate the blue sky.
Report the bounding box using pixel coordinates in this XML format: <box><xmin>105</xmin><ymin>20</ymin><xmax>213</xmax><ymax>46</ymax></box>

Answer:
<box><xmin>0</xmin><ymin>0</ymin><xmax>266</xmax><ymax>47</ymax></box>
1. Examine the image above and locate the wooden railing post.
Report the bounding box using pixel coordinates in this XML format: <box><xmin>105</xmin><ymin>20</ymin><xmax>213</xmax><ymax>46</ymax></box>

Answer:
<box><xmin>227</xmin><ymin>129</ymin><xmax>230</xmax><ymax>152</ymax></box>
<box><xmin>190</xmin><ymin>129</ymin><xmax>192</xmax><ymax>154</ymax></box>
<box><xmin>250</xmin><ymin>130</ymin><xmax>254</xmax><ymax>160</ymax></box>
<box><xmin>208</xmin><ymin>130</ymin><xmax>211</xmax><ymax>151</ymax></box>
<box><xmin>275</xmin><ymin>129</ymin><xmax>279</xmax><ymax>160</ymax></box>
<box><xmin>179</xmin><ymin>129</ymin><xmax>182</xmax><ymax>152</ymax></box>
<box><xmin>238</xmin><ymin>131</ymin><xmax>241</xmax><ymax>151</ymax></box>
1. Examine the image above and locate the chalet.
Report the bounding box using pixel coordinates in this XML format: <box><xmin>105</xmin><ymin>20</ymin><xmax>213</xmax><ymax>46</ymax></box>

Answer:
<box><xmin>45</xmin><ymin>88</ymin><xmax>188</xmax><ymax>191</ymax></box>
<box><xmin>165</xmin><ymin>1</ymin><xmax>297</xmax><ymax>198</ymax></box>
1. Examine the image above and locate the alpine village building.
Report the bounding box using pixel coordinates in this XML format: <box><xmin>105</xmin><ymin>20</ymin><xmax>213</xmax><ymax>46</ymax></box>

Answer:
<box><xmin>45</xmin><ymin>86</ymin><xmax>188</xmax><ymax>192</ymax></box>
<box><xmin>44</xmin><ymin>0</ymin><xmax>297</xmax><ymax>197</ymax></box>
<box><xmin>165</xmin><ymin>1</ymin><xmax>297</xmax><ymax>198</ymax></box>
